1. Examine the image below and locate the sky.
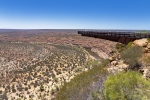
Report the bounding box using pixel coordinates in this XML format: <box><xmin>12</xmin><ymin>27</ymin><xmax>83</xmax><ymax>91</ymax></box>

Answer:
<box><xmin>0</xmin><ymin>0</ymin><xmax>150</xmax><ymax>29</ymax></box>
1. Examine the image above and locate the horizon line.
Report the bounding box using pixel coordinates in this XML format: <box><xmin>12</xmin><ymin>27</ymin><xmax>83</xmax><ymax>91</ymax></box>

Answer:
<box><xmin>0</xmin><ymin>28</ymin><xmax>150</xmax><ymax>31</ymax></box>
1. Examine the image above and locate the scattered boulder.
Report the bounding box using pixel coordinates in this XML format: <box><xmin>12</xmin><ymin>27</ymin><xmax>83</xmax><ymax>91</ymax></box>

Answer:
<box><xmin>117</xmin><ymin>63</ymin><xmax>128</xmax><ymax>69</ymax></box>
<box><xmin>108</xmin><ymin>56</ymin><xmax>116</xmax><ymax>62</ymax></box>
<box><xmin>107</xmin><ymin>59</ymin><xmax>128</xmax><ymax>73</ymax></box>
<box><xmin>144</xmin><ymin>48</ymin><xmax>150</xmax><ymax>53</ymax></box>
<box><xmin>111</xmin><ymin>61</ymin><xmax>118</xmax><ymax>66</ymax></box>
<box><xmin>145</xmin><ymin>69</ymin><xmax>150</xmax><ymax>78</ymax></box>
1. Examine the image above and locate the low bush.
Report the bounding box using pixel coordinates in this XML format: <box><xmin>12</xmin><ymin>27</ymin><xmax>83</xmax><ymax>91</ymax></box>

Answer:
<box><xmin>120</xmin><ymin>46</ymin><xmax>143</xmax><ymax>69</ymax></box>
<box><xmin>104</xmin><ymin>71</ymin><xmax>150</xmax><ymax>100</ymax></box>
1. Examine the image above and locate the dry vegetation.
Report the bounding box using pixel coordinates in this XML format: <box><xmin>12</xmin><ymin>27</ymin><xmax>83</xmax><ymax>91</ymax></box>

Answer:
<box><xmin>0</xmin><ymin>42</ymin><xmax>90</xmax><ymax>100</ymax></box>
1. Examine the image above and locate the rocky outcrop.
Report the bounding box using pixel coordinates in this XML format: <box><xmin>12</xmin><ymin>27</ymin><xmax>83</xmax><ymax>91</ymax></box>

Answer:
<box><xmin>144</xmin><ymin>43</ymin><xmax>150</xmax><ymax>53</ymax></box>
<box><xmin>133</xmin><ymin>39</ymin><xmax>150</xmax><ymax>78</ymax></box>
<box><xmin>133</xmin><ymin>38</ymin><xmax>150</xmax><ymax>54</ymax></box>
<box><xmin>133</xmin><ymin>38</ymin><xmax>148</xmax><ymax>47</ymax></box>
<box><xmin>107</xmin><ymin>53</ymin><xmax>128</xmax><ymax>73</ymax></box>
<box><xmin>107</xmin><ymin>61</ymin><xmax>128</xmax><ymax>73</ymax></box>
<box><xmin>139</xmin><ymin>68</ymin><xmax>150</xmax><ymax>78</ymax></box>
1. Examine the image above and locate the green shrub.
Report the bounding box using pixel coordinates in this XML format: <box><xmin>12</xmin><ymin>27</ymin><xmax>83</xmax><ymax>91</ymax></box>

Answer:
<box><xmin>120</xmin><ymin>46</ymin><xmax>143</xmax><ymax>69</ymax></box>
<box><xmin>104</xmin><ymin>71</ymin><xmax>150</xmax><ymax>100</ymax></box>
<box><xmin>126</xmin><ymin>42</ymin><xmax>133</xmax><ymax>48</ymax></box>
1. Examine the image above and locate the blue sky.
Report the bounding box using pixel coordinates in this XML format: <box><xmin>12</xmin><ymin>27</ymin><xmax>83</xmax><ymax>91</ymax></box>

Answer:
<box><xmin>0</xmin><ymin>0</ymin><xmax>150</xmax><ymax>29</ymax></box>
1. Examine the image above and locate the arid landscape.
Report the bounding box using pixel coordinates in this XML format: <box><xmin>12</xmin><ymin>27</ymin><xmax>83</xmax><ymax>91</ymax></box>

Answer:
<box><xmin>1</xmin><ymin>0</ymin><xmax>150</xmax><ymax>99</ymax></box>
<box><xmin>0</xmin><ymin>29</ymin><xmax>116</xmax><ymax>100</ymax></box>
